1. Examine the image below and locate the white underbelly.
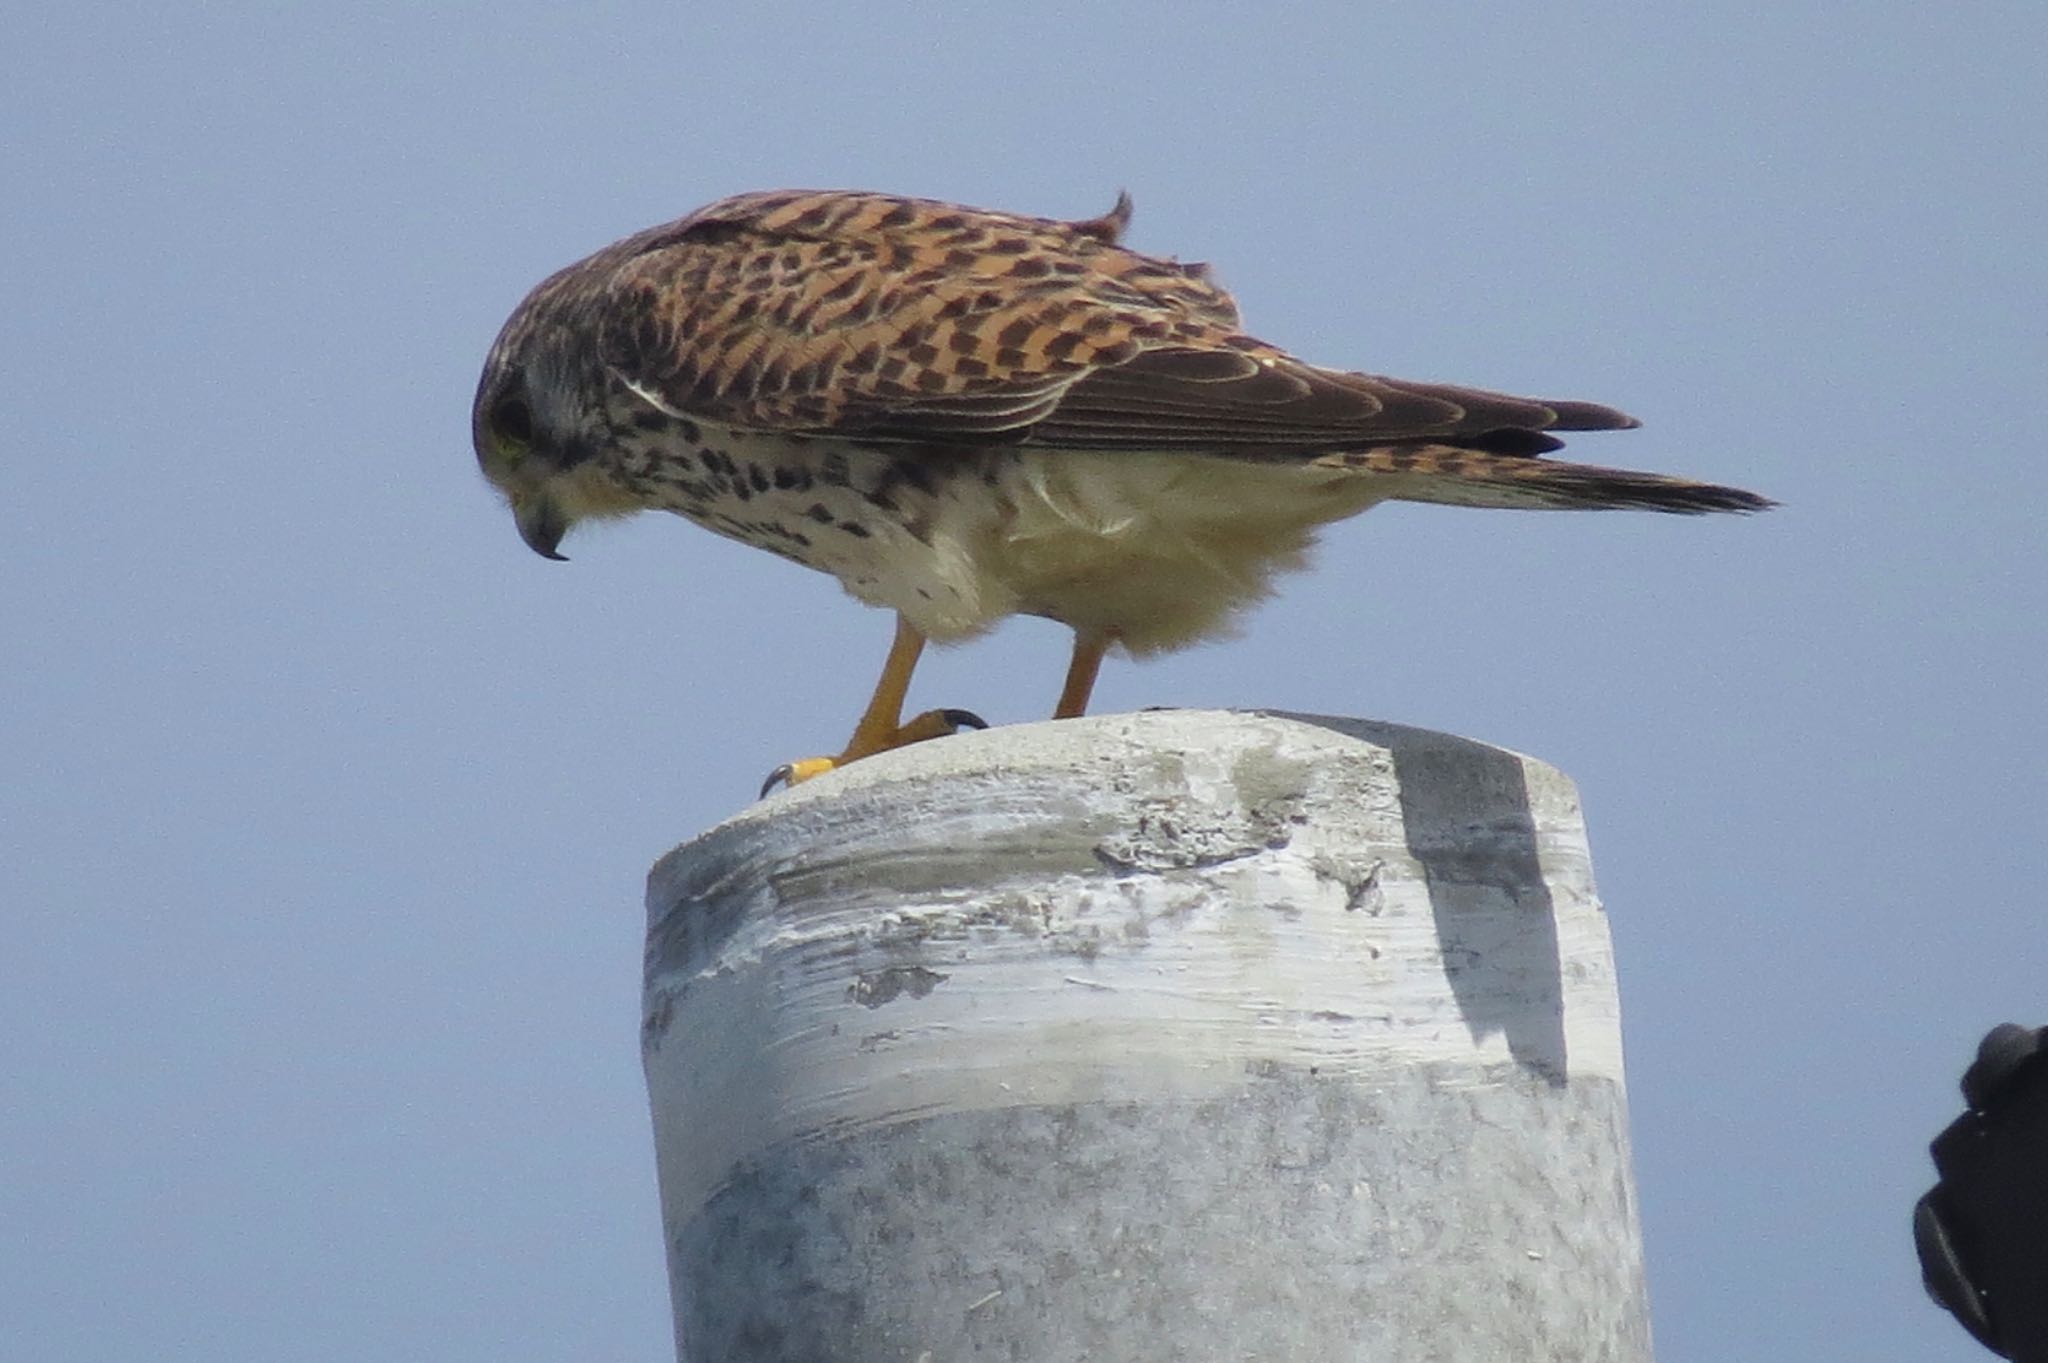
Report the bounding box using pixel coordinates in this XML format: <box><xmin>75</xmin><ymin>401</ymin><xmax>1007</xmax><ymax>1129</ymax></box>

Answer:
<box><xmin>885</xmin><ymin>450</ymin><xmax>1391</xmax><ymax>654</ymax></box>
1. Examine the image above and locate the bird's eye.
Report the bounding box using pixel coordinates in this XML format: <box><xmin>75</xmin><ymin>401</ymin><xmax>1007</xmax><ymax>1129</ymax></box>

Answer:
<box><xmin>490</xmin><ymin>396</ymin><xmax>536</xmax><ymax>452</ymax></box>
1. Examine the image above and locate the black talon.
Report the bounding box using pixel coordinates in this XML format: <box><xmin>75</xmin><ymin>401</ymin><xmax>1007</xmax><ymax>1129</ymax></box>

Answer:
<box><xmin>941</xmin><ymin>709</ymin><xmax>989</xmax><ymax>732</ymax></box>
<box><xmin>759</xmin><ymin>764</ymin><xmax>796</xmax><ymax>799</ymax></box>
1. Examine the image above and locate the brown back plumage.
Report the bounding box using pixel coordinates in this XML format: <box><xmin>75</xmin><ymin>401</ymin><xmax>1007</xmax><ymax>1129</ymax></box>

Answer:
<box><xmin>597</xmin><ymin>194</ymin><xmax>1610</xmax><ymax>440</ymax></box>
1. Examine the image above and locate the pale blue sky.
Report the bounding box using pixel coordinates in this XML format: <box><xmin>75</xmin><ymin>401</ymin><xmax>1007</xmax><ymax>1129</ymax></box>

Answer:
<box><xmin>4</xmin><ymin>4</ymin><xmax>2043</xmax><ymax>1360</ymax></box>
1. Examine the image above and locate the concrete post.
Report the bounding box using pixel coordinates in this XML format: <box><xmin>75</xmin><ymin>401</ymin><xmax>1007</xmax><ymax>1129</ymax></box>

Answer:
<box><xmin>642</xmin><ymin>710</ymin><xmax>1650</xmax><ymax>1363</ymax></box>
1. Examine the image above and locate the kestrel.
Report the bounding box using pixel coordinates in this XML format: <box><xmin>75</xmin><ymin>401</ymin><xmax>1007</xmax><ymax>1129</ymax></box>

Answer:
<box><xmin>474</xmin><ymin>190</ymin><xmax>1769</xmax><ymax>788</ymax></box>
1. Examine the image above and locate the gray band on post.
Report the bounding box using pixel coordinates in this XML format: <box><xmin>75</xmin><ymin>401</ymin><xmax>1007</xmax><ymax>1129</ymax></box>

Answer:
<box><xmin>643</xmin><ymin>710</ymin><xmax>1651</xmax><ymax>1362</ymax></box>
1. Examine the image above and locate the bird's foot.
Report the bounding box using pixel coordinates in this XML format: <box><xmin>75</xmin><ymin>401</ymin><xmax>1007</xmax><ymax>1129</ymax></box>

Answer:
<box><xmin>760</xmin><ymin>709</ymin><xmax>987</xmax><ymax>796</ymax></box>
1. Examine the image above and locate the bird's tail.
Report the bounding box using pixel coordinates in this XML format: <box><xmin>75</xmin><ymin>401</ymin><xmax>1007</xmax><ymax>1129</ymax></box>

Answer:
<box><xmin>1317</xmin><ymin>445</ymin><xmax>1774</xmax><ymax>514</ymax></box>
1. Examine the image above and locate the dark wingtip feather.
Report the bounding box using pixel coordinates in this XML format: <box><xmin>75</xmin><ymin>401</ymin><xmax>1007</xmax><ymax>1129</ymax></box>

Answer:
<box><xmin>1681</xmin><ymin>484</ymin><xmax>1776</xmax><ymax>513</ymax></box>
<box><xmin>1467</xmin><ymin>428</ymin><xmax>1566</xmax><ymax>456</ymax></box>
<box><xmin>1544</xmin><ymin>399</ymin><xmax>1642</xmax><ymax>431</ymax></box>
<box><xmin>1650</xmin><ymin>488</ymin><xmax>1775</xmax><ymax>514</ymax></box>
<box><xmin>1549</xmin><ymin>466</ymin><xmax>1776</xmax><ymax>514</ymax></box>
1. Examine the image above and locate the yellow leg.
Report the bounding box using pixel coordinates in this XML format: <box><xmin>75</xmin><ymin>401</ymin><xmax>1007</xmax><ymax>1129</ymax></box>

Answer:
<box><xmin>840</xmin><ymin>614</ymin><xmax>928</xmax><ymax>760</ymax></box>
<box><xmin>1054</xmin><ymin>630</ymin><xmax>1111</xmax><ymax>719</ymax></box>
<box><xmin>763</xmin><ymin>615</ymin><xmax>987</xmax><ymax>794</ymax></box>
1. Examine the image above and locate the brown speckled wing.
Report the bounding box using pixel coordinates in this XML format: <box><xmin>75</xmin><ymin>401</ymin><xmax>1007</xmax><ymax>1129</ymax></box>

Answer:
<box><xmin>597</xmin><ymin>190</ymin><xmax>1638</xmax><ymax>454</ymax></box>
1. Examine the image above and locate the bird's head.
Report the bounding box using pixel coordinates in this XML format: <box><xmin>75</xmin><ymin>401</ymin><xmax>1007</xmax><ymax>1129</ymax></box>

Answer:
<box><xmin>472</xmin><ymin>280</ymin><xmax>644</xmax><ymax>561</ymax></box>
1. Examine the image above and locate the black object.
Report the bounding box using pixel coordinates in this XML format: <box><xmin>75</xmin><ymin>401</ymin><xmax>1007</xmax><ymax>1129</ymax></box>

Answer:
<box><xmin>1916</xmin><ymin>1023</ymin><xmax>2048</xmax><ymax>1360</ymax></box>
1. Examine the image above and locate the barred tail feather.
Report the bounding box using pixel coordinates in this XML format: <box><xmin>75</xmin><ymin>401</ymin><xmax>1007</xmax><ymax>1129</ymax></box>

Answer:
<box><xmin>1319</xmin><ymin>446</ymin><xmax>1775</xmax><ymax>515</ymax></box>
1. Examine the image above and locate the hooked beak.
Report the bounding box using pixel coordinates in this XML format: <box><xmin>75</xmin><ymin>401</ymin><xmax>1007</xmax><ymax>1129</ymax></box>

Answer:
<box><xmin>513</xmin><ymin>492</ymin><xmax>570</xmax><ymax>561</ymax></box>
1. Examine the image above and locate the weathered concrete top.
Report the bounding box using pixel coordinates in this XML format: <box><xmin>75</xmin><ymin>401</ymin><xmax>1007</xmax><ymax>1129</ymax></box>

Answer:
<box><xmin>645</xmin><ymin>709</ymin><xmax>1622</xmax><ymax>1216</ymax></box>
